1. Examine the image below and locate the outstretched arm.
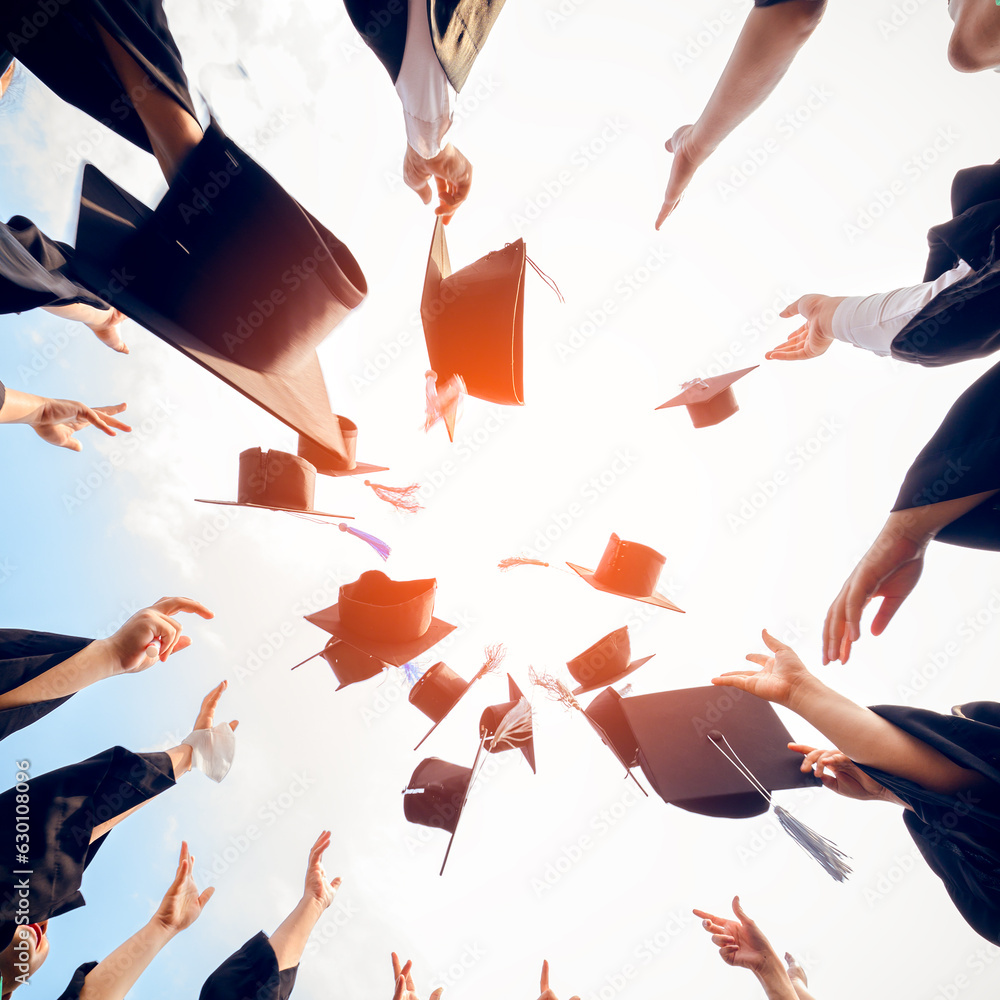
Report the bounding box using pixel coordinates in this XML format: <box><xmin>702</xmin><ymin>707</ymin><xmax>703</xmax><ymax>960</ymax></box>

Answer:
<box><xmin>78</xmin><ymin>843</ymin><xmax>212</xmax><ymax>1000</ymax></box>
<box><xmin>0</xmin><ymin>387</ymin><xmax>130</xmax><ymax>451</ymax></box>
<box><xmin>656</xmin><ymin>1</ymin><xmax>826</xmax><ymax>226</ymax></box>
<box><xmin>715</xmin><ymin>631</ymin><xmax>986</xmax><ymax>795</ymax></box>
<box><xmin>268</xmin><ymin>831</ymin><xmax>342</xmax><ymax>971</ymax></box>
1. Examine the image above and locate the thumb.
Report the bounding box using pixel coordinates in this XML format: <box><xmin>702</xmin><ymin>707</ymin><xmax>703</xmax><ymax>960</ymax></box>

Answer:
<box><xmin>429</xmin><ymin>991</ymin><xmax>445</xmax><ymax>1000</ymax></box>
<box><xmin>198</xmin><ymin>886</ymin><xmax>215</xmax><ymax>908</ymax></box>
<box><xmin>61</xmin><ymin>437</ymin><xmax>83</xmax><ymax>452</ymax></box>
<box><xmin>410</xmin><ymin>178</ymin><xmax>432</xmax><ymax>204</ymax></box>
<box><xmin>779</xmin><ymin>299</ymin><xmax>801</xmax><ymax>319</ymax></box>
<box><xmin>732</xmin><ymin>895</ymin><xmax>754</xmax><ymax>924</ymax></box>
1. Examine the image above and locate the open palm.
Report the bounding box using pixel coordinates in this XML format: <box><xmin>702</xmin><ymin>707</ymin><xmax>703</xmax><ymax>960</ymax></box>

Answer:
<box><xmin>693</xmin><ymin>897</ymin><xmax>776</xmax><ymax>974</ymax></box>
<box><xmin>154</xmin><ymin>842</ymin><xmax>214</xmax><ymax>934</ymax></box>
<box><xmin>713</xmin><ymin>630</ymin><xmax>813</xmax><ymax>708</ymax></box>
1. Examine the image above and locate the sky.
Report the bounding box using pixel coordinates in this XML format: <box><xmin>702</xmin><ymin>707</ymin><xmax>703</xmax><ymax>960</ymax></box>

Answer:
<box><xmin>2</xmin><ymin>1</ymin><xmax>1000</xmax><ymax>998</ymax></box>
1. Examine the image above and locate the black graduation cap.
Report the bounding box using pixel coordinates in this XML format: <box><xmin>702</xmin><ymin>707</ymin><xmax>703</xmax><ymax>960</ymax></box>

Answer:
<box><xmin>619</xmin><ymin>686</ymin><xmax>819</xmax><ymax>818</ymax></box>
<box><xmin>71</xmin><ymin>120</ymin><xmax>367</xmax><ymax>464</ymax></box>
<box><xmin>403</xmin><ymin>756</ymin><xmax>476</xmax><ymax>876</ymax></box>
<box><xmin>584</xmin><ymin>687</ymin><xmax>640</xmax><ymax>768</ymax></box>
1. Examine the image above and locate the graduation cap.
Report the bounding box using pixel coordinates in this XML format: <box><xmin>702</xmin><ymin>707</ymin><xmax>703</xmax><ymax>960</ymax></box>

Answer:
<box><xmin>303</xmin><ymin>571</ymin><xmax>455</xmax><ymax>667</ymax></box>
<box><xmin>196</xmin><ymin>448</ymin><xmax>351</xmax><ymax>518</ymax></box>
<box><xmin>620</xmin><ymin>686</ymin><xmax>851</xmax><ymax>880</ymax></box>
<box><xmin>479</xmin><ymin>674</ymin><xmax>536</xmax><ymax>773</ymax></box>
<box><xmin>567</xmin><ymin>626</ymin><xmax>656</xmax><ymax>696</ymax></box>
<box><xmin>403</xmin><ymin>756</ymin><xmax>476</xmax><ymax>876</ymax></box>
<box><xmin>290</xmin><ymin>638</ymin><xmax>390</xmax><ymax>689</ymax></box>
<box><xmin>567</xmin><ymin>533</ymin><xmax>684</xmax><ymax>612</ymax></box>
<box><xmin>297</xmin><ymin>422</ymin><xmax>387</xmax><ymax>479</ymax></box>
<box><xmin>583</xmin><ymin>687</ymin><xmax>640</xmax><ymax>768</ymax></box>
<box><xmin>656</xmin><ymin>366</ymin><xmax>758</xmax><ymax>428</ymax></box>
<box><xmin>71</xmin><ymin>120</ymin><xmax>367</xmax><ymax>463</ymax></box>
<box><xmin>409</xmin><ymin>645</ymin><xmax>506</xmax><ymax>750</ymax></box>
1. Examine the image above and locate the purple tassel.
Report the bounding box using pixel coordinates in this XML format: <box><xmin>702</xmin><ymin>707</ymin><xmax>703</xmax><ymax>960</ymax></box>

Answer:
<box><xmin>338</xmin><ymin>522</ymin><xmax>391</xmax><ymax>561</ymax></box>
<box><xmin>402</xmin><ymin>661</ymin><xmax>425</xmax><ymax>687</ymax></box>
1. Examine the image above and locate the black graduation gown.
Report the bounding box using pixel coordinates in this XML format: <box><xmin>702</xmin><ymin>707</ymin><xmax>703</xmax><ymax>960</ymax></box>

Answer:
<box><xmin>0</xmin><ymin>217</ymin><xmax>109</xmax><ymax>315</ymax></box>
<box><xmin>855</xmin><ymin>702</ymin><xmax>1000</xmax><ymax>944</ymax></box>
<box><xmin>0</xmin><ymin>0</ymin><xmax>197</xmax><ymax>155</ymax></box>
<box><xmin>0</xmin><ymin>746</ymin><xmax>175</xmax><ymax>950</ymax></box>
<box><xmin>342</xmin><ymin>0</ymin><xmax>506</xmax><ymax>92</ymax></box>
<box><xmin>884</xmin><ymin>161</ymin><xmax>1000</xmax><ymax>547</ymax></box>
<box><xmin>0</xmin><ymin>629</ymin><xmax>93</xmax><ymax>742</ymax></box>
<box><xmin>199</xmin><ymin>932</ymin><xmax>298</xmax><ymax>1000</ymax></box>
<box><xmin>52</xmin><ymin>932</ymin><xmax>297</xmax><ymax>1000</ymax></box>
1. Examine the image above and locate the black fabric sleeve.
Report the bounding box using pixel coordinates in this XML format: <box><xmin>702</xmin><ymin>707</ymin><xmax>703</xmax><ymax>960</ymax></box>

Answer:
<box><xmin>0</xmin><ymin>379</ymin><xmax>5</xmax><ymax>414</ymax></box>
<box><xmin>891</xmin><ymin>359</ymin><xmax>1000</xmax><ymax>548</ymax></box>
<box><xmin>0</xmin><ymin>630</ymin><xmax>94</xmax><ymax>742</ymax></box>
<box><xmin>199</xmin><ymin>931</ymin><xmax>298</xmax><ymax>1000</ymax></box>
<box><xmin>54</xmin><ymin>962</ymin><xmax>100</xmax><ymax>1000</ymax></box>
<box><xmin>0</xmin><ymin>218</ymin><xmax>108</xmax><ymax>315</ymax></box>
<box><xmin>342</xmin><ymin>0</ymin><xmax>409</xmax><ymax>84</ymax></box>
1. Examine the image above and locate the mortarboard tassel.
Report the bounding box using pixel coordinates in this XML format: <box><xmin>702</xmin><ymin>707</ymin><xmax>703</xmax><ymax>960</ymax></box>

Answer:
<box><xmin>488</xmin><ymin>697</ymin><xmax>533</xmax><ymax>752</ymax></box>
<box><xmin>774</xmin><ymin>805</ymin><xmax>853</xmax><ymax>883</ymax></box>
<box><xmin>525</xmin><ymin>254</ymin><xmax>565</xmax><ymax>303</ymax></box>
<box><xmin>364</xmin><ymin>480</ymin><xmax>424</xmax><ymax>513</ymax></box>
<box><xmin>498</xmin><ymin>556</ymin><xmax>550</xmax><ymax>571</ymax></box>
<box><xmin>401</xmin><ymin>661</ymin><xmax>425</xmax><ymax>687</ymax></box>
<box><xmin>471</xmin><ymin>643</ymin><xmax>506</xmax><ymax>684</ymax></box>
<box><xmin>424</xmin><ymin>370</ymin><xmax>465</xmax><ymax>442</ymax></box>
<box><xmin>338</xmin><ymin>522</ymin><xmax>391</xmax><ymax>561</ymax></box>
<box><xmin>707</xmin><ymin>731</ymin><xmax>852</xmax><ymax>882</ymax></box>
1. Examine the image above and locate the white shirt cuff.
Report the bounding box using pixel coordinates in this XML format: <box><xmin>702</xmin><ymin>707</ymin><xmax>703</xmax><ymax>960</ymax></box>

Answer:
<box><xmin>396</xmin><ymin>0</ymin><xmax>456</xmax><ymax>158</ymax></box>
<box><xmin>832</xmin><ymin>260</ymin><xmax>974</xmax><ymax>357</ymax></box>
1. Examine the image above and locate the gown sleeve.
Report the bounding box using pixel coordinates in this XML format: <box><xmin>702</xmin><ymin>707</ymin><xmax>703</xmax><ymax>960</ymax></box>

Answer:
<box><xmin>890</xmin><ymin>358</ymin><xmax>1000</xmax><ymax>549</ymax></box>
<box><xmin>199</xmin><ymin>931</ymin><xmax>298</xmax><ymax>1000</ymax></box>
<box><xmin>0</xmin><ymin>747</ymin><xmax>176</xmax><ymax>948</ymax></box>
<box><xmin>0</xmin><ymin>218</ymin><xmax>109</xmax><ymax>315</ymax></box>
<box><xmin>0</xmin><ymin>0</ymin><xmax>198</xmax><ymax>154</ymax></box>
<box><xmin>854</xmin><ymin>702</ymin><xmax>1000</xmax><ymax>944</ymax></box>
<box><xmin>891</xmin><ymin>162</ymin><xmax>1000</xmax><ymax>367</ymax></box>
<box><xmin>0</xmin><ymin>629</ymin><xmax>94</xmax><ymax>742</ymax></box>
<box><xmin>53</xmin><ymin>962</ymin><xmax>99</xmax><ymax>1000</ymax></box>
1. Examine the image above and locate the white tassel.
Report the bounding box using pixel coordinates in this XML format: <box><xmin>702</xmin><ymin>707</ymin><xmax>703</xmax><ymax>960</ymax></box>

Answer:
<box><xmin>489</xmin><ymin>697</ymin><xmax>533</xmax><ymax>751</ymax></box>
<box><xmin>774</xmin><ymin>805</ymin><xmax>852</xmax><ymax>882</ymax></box>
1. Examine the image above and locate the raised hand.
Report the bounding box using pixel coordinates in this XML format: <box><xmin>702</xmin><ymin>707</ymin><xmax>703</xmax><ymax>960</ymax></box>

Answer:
<box><xmin>193</xmin><ymin>680</ymin><xmax>238</xmax><ymax>733</ymax></box>
<box><xmin>693</xmin><ymin>896</ymin><xmax>780</xmax><ymax>975</ymax></box>
<box><xmin>87</xmin><ymin>307</ymin><xmax>129</xmax><ymax>354</ymax></box>
<box><xmin>153</xmin><ymin>841</ymin><xmax>214</xmax><ymax>934</ymax></box>
<box><xmin>537</xmin><ymin>959</ymin><xmax>581</xmax><ymax>1000</ymax></box>
<box><xmin>107</xmin><ymin>597</ymin><xmax>215</xmax><ymax>673</ymax></box>
<box><xmin>712</xmin><ymin>630</ymin><xmax>815</xmax><ymax>709</ymax></box>
<box><xmin>655</xmin><ymin>124</ymin><xmax>704</xmax><ymax>228</ymax></box>
<box><xmin>391</xmin><ymin>953</ymin><xmax>443</xmax><ymax>1000</ymax></box>
<box><xmin>765</xmin><ymin>294</ymin><xmax>845</xmax><ymax>362</ymax></box>
<box><xmin>790</xmin><ymin>743</ymin><xmax>895</xmax><ymax>802</ymax></box>
<box><xmin>303</xmin><ymin>830</ymin><xmax>342</xmax><ymax>910</ymax></box>
<box><xmin>403</xmin><ymin>143</ymin><xmax>473</xmax><ymax>223</ymax></box>
<box><xmin>823</xmin><ymin>529</ymin><xmax>926</xmax><ymax>664</ymax></box>
<box><xmin>29</xmin><ymin>398</ymin><xmax>130</xmax><ymax>451</ymax></box>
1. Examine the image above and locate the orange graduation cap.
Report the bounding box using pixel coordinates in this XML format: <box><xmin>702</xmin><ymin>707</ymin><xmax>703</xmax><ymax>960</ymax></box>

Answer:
<box><xmin>71</xmin><ymin>121</ymin><xmax>367</xmax><ymax>463</ymax></box>
<box><xmin>420</xmin><ymin>217</ymin><xmax>526</xmax><ymax>405</ymax></box>
<box><xmin>567</xmin><ymin>533</ymin><xmax>684</xmax><ymax>612</ymax></box>
<box><xmin>479</xmin><ymin>674</ymin><xmax>536</xmax><ymax>773</ymax></box>
<box><xmin>304</xmin><ymin>571</ymin><xmax>455</xmax><ymax>667</ymax></box>
<box><xmin>567</xmin><ymin>626</ymin><xmax>656</xmax><ymax>696</ymax></box>
<box><xmin>297</xmin><ymin>421</ymin><xmax>387</xmax><ymax>478</ymax></box>
<box><xmin>196</xmin><ymin>448</ymin><xmax>352</xmax><ymax>518</ymax></box>
<box><xmin>656</xmin><ymin>366</ymin><xmax>758</xmax><ymax>428</ymax></box>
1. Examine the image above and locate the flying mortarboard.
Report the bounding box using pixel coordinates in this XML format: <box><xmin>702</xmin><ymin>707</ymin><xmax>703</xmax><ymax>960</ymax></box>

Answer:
<box><xmin>196</xmin><ymin>448</ymin><xmax>351</xmax><ymax>518</ymax></box>
<box><xmin>409</xmin><ymin>645</ymin><xmax>506</xmax><ymax>750</ymax></box>
<box><xmin>566</xmin><ymin>533</ymin><xmax>684</xmax><ymax>612</ymax></box>
<box><xmin>583</xmin><ymin>687</ymin><xmax>640</xmax><ymax>768</ymax></box>
<box><xmin>71</xmin><ymin>120</ymin><xmax>367</xmax><ymax>462</ymax></box>
<box><xmin>479</xmin><ymin>674</ymin><xmax>536</xmax><ymax>773</ymax></box>
<box><xmin>567</xmin><ymin>626</ymin><xmax>656</xmax><ymax>696</ymax></box>
<box><xmin>656</xmin><ymin>366</ymin><xmax>758</xmax><ymax>428</ymax></box>
<box><xmin>295</xmin><ymin>638</ymin><xmax>389</xmax><ymax>689</ymax></box>
<box><xmin>619</xmin><ymin>686</ymin><xmax>851</xmax><ymax>880</ymax></box>
<box><xmin>403</xmin><ymin>756</ymin><xmax>475</xmax><ymax>876</ymax></box>
<box><xmin>297</xmin><ymin>422</ymin><xmax>387</xmax><ymax>479</ymax></box>
<box><xmin>303</xmin><ymin>572</ymin><xmax>455</xmax><ymax>667</ymax></box>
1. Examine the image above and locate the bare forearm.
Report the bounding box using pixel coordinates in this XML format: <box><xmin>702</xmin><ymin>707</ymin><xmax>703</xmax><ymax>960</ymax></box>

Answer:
<box><xmin>268</xmin><ymin>897</ymin><xmax>324</xmax><ymax>971</ymax></box>
<box><xmin>755</xmin><ymin>957</ymin><xmax>800</xmax><ymax>1000</ymax></box>
<box><xmin>0</xmin><ymin>638</ymin><xmax>113</xmax><ymax>709</ymax></box>
<box><xmin>789</xmin><ymin>676</ymin><xmax>980</xmax><ymax>794</ymax></box>
<box><xmin>42</xmin><ymin>302</ymin><xmax>113</xmax><ymax>326</ymax></box>
<box><xmin>689</xmin><ymin>3</ymin><xmax>826</xmax><ymax>158</ymax></box>
<box><xmin>791</xmin><ymin>980</ymin><xmax>819</xmax><ymax>1000</ymax></box>
<box><xmin>78</xmin><ymin>920</ymin><xmax>176</xmax><ymax>1000</ymax></box>
<box><xmin>0</xmin><ymin>387</ymin><xmax>49</xmax><ymax>424</ymax></box>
